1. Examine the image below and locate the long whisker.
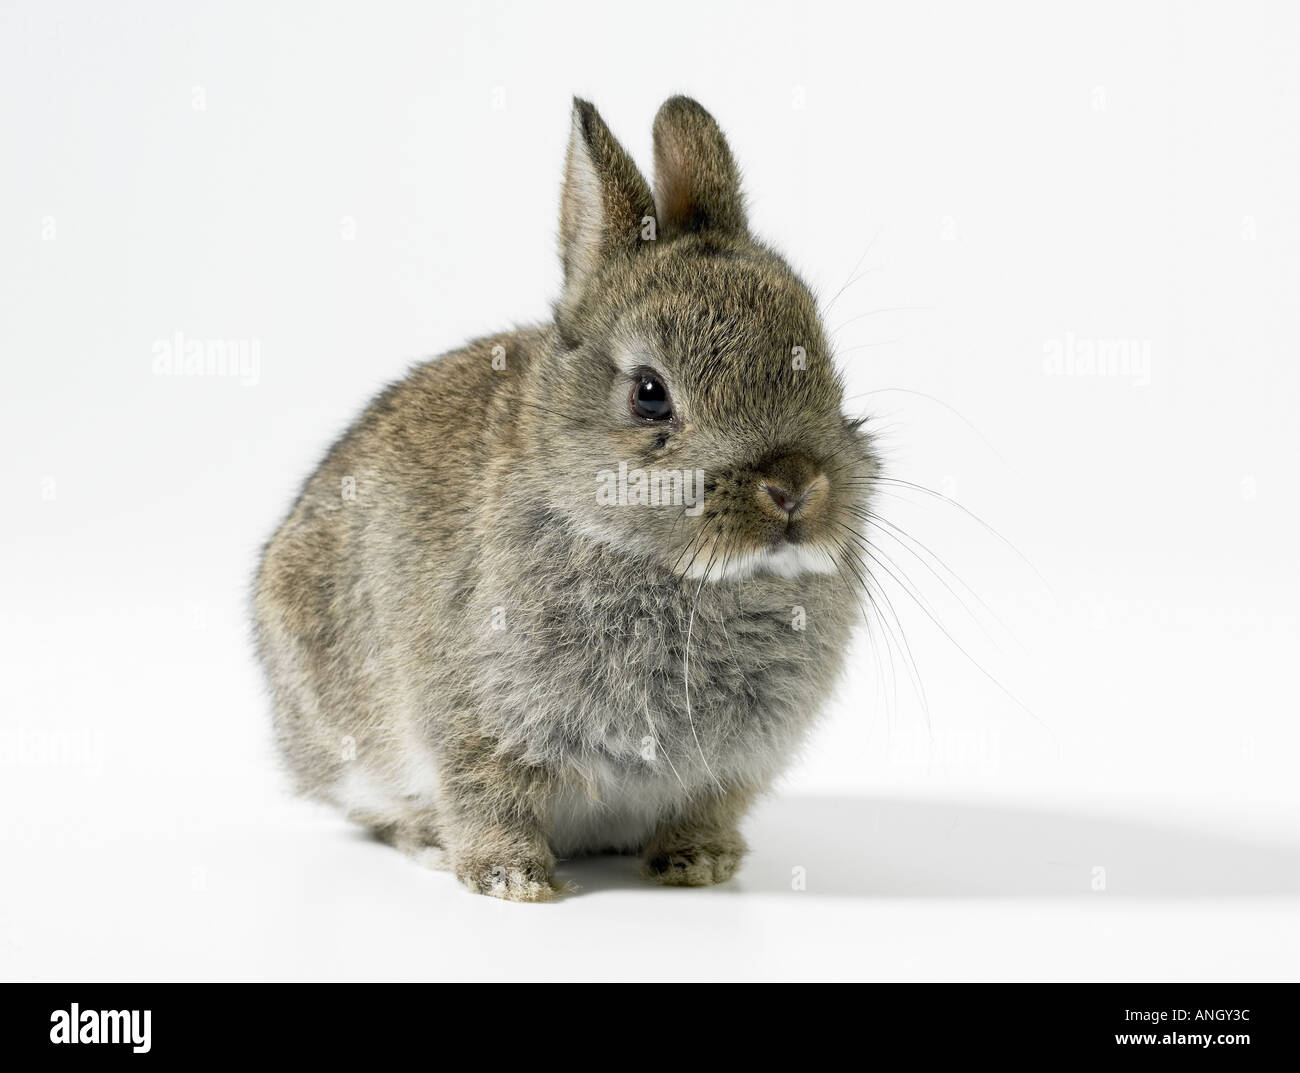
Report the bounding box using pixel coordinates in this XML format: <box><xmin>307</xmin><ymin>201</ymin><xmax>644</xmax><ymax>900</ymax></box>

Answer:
<box><xmin>843</xmin><ymin>507</ymin><xmax>998</xmax><ymax>646</ymax></box>
<box><xmin>824</xmin><ymin>446</ymin><xmax>879</xmax><ymax>480</ymax></box>
<box><xmin>683</xmin><ymin>530</ymin><xmax>725</xmax><ymax>793</ymax></box>
<box><xmin>819</xmin><ymin>434</ymin><xmax>871</xmax><ymax>470</ymax></box>
<box><xmin>819</xmin><ymin>227</ymin><xmax>882</xmax><ymax>319</ymax></box>
<box><xmin>842</xmin><ymin>387</ymin><xmax>1011</xmax><ymax>468</ymax></box>
<box><xmin>854</xmin><ymin>505</ymin><xmax>1025</xmax><ymax>653</ymax></box>
<box><xmin>710</xmin><ymin>548</ymin><xmax>749</xmax><ymax>680</ymax></box>
<box><xmin>848</xmin><ymin>526</ymin><xmax>1049</xmax><ymax>734</ymax></box>
<box><xmin>828</xmin><ymin>532</ymin><xmax>898</xmax><ymax>722</ymax></box>
<box><xmin>643</xmin><ymin>676</ymin><xmax>687</xmax><ymax>793</ymax></box>
<box><xmin>513</xmin><ymin>397</ymin><xmax>606</xmax><ymax>429</ymax></box>
<box><xmin>831</xmin><ymin>305</ymin><xmax>933</xmax><ymax>338</ymax></box>
<box><xmin>852</xmin><ymin>476</ymin><xmax>1053</xmax><ymax>595</ymax></box>
<box><xmin>834</xmin><ymin>338</ymin><xmax>905</xmax><ymax>356</ymax></box>
<box><xmin>836</xmin><ymin>519</ymin><xmax>947</xmax><ymax>631</ymax></box>
<box><xmin>677</xmin><ymin>515</ymin><xmax>719</xmax><ymax>580</ymax></box>
<box><xmin>670</xmin><ymin>513</ymin><xmax>713</xmax><ymax>576</ymax></box>
<box><xmin>834</xmin><ymin>528</ymin><xmax>930</xmax><ymax>725</ymax></box>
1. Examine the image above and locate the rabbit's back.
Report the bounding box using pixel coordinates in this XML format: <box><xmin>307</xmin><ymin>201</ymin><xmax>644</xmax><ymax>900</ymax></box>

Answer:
<box><xmin>252</xmin><ymin>329</ymin><xmax>544</xmax><ymax>802</ymax></box>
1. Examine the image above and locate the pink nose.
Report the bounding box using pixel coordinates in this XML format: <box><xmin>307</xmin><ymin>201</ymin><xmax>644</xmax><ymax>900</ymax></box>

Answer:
<box><xmin>755</xmin><ymin>461</ymin><xmax>830</xmax><ymax>523</ymax></box>
<box><xmin>764</xmin><ymin>484</ymin><xmax>802</xmax><ymax>515</ymax></box>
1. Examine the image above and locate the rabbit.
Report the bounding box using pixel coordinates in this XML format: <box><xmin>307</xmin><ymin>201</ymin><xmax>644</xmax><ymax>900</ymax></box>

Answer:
<box><xmin>253</xmin><ymin>95</ymin><xmax>876</xmax><ymax>901</ymax></box>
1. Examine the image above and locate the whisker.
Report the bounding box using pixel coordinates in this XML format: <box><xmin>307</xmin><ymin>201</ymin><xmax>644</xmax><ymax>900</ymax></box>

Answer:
<box><xmin>844</xmin><ymin>507</ymin><xmax>994</xmax><ymax>641</ymax></box>
<box><xmin>683</xmin><ymin>531</ymin><xmax>726</xmax><ymax>793</ymax></box>
<box><xmin>842</xmin><ymin>387</ymin><xmax>1011</xmax><ymax>469</ymax></box>
<box><xmin>829</xmin><ymin>534</ymin><xmax>892</xmax><ymax>716</ymax></box>
<box><xmin>819</xmin><ymin>227</ymin><xmax>882</xmax><ymax>319</ymax></box>
<box><xmin>670</xmin><ymin>515</ymin><xmax>712</xmax><ymax>576</ymax></box>
<box><xmin>856</xmin><ymin>506</ymin><xmax>1026</xmax><ymax>653</ymax></box>
<box><xmin>643</xmin><ymin>676</ymin><xmax>687</xmax><ymax>793</ymax></box>
<box><xmin>824</xmin><ymin>447</ymin><xmax>878</xmax><ymax>480</ymax></box>
<box><xmin>837</xmin><ymin>519</ymin><xmax>947</xmax><ymax>631</ymax></box>
<box><xmin>852</xmin><ymin>476</ymin><xmax>1053</xmax><ymax>595</ymax></box>
<box><xmin>849</xmin><ymin>527</ymin><xmax>1048</xmax><ymax>735</ymax></box>
<box><xmin>834</xmin><ymin>337</ymin><xmax>906</xmax><ymax>356</ymax></box>
<box><xmin>830</xmin><ymin>305</ymin><xmax>933</xmax><ymax>338</ymax></box>
<box><xmin>834</xmin><ymin>529</ymin><xmax>931</xmax><ymax>726</ymax></box>
<box><xmin>513</xmin><ymin>397</ymin><xmax>605</xmax><ymax>429</ymax></box>
<box><xmin>829</xmin><ymin>532</ymin><xmax>898</xmax><ymax>723</ymax></box>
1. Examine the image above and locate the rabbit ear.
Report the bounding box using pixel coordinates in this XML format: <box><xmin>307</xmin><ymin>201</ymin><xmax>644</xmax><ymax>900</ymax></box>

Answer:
<box><xmin>559</xmin><ymin>98</ymin><xmax>656</xmax><ymax>300</ymax></box>
<box><xmin>652</xmin><ymin>96</ymin><xmax>748</xmax><ymax>240</ymax></box>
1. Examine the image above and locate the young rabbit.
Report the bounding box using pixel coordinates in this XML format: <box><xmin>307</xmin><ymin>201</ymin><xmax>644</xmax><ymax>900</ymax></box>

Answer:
<box><xmin>253</xmin><ymin>96</ymin><xmax>874</xmax><ymax>900</ymax></box>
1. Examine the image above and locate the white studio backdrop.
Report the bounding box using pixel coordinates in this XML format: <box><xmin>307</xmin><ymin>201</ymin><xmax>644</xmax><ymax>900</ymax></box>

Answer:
<box><xmin>2</xmin><ymin>1</ymin><xmax>1298</xmax><ymax>980</ymax></box>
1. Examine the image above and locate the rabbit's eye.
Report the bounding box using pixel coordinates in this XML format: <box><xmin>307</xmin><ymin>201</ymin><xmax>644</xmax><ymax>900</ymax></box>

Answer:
<box><xmin>631</xmin><ymin>374</ymin><xmax>673</xmax><ymax>421</ymax></box>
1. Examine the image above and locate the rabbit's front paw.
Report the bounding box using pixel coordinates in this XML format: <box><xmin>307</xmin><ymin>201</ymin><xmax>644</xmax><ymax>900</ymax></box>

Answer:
<box><xmin>455</xmin><ymin>855</ymin><xmax>561</xmax><ymax>903</ymax></box>
<box><xmin>642</xmin><ymin>838</ymin><xmax>745</xmax><ymax>886</ymax></box>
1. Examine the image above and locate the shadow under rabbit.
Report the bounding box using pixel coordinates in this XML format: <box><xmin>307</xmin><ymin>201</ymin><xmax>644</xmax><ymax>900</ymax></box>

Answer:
<box><xmin>557</xmin><ymin>794</ymin><xmax>1300</xmax><ymax>899</ymax></box>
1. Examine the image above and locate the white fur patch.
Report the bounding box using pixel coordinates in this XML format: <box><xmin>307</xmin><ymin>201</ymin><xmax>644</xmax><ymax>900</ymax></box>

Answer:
<box><xmin>611</xmin><ymin>339</ymin><xmax>663</xmax><ymax>378</ymax></box>
<box><xmin>684</xmin><ymin>541</ymin><xmax>839</xmax><ymax>582</ymax></box>
<box><xmin>409</xmin><ymin>846</ymin><xmax>449</xmax><ymax>871</ymax></box>
<box><xmin>334</xmin><ymin>767</ymin><xmax>399</xmax><ymax>815</ymax></box>
<box><xmin>394</xmin><ymin>744</ymin><xmax>442</xmax><ymax>802</ymax></box>
<box><xmin>332</xmin><ymin>734</ymin><xmax>442</xmax><ymax>816</ymax></box>
<box><xmin>549</xmin><ymin>758</ymin><xmax>687</xmax><ymax>857</ymax></box>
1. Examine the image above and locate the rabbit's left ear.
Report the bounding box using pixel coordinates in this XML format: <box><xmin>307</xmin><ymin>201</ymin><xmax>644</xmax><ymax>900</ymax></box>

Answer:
<box><xmin>559</xmin><ymin>98</ymin><xmax>656</xmax><ymax>301</ymax></box>
<box><xmin>652</xmin><ymin>96</ymin><xmax>748</xmax><ymax>240</ymax></box>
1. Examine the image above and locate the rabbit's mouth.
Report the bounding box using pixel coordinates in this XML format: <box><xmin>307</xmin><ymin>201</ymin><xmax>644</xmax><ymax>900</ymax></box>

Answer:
<box><xmin>670</xmin><ymin>455</ymin><xmax>851</xmax><ymax>582</ymax></box>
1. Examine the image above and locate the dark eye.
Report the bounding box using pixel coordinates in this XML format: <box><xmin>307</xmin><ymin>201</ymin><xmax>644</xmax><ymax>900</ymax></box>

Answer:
<box><xmin>630</xmin><ymin>374</ymin><xmax>673</xmax><ymax>421</ymax></box>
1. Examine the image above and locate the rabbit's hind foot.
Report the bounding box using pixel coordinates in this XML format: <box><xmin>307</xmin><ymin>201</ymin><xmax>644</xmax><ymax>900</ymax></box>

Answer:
<box><xmin>350</xmin><ymin>806</ymin><xmax>449</xmax><ymax>871</ymax></box>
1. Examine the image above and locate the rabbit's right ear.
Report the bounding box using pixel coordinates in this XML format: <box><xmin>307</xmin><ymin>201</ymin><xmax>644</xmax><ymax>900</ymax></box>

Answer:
<box><xmin>652</xmin><ymin>96</ymin><xmax>747</xmax><ymax>240</ymax></box>
<box><xmin>559</xmin><ymin>98</ymin><xmax>656</xmax><ymax>303</ymax></box>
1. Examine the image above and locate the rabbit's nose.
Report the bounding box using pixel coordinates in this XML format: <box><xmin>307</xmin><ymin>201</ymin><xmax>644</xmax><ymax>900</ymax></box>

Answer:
<box><xmin>764</xmin><ymin>483</ymin><xmax>803</xmax><ymax>515</ymax></box>
<box><xmin>756</xmin><ymin>456</ymin><xmax>829</xmax><ymax>523</ymax></box>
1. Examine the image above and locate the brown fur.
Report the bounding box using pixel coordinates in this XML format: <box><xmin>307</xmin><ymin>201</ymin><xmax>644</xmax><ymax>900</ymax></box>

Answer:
<box><xmin>253</xmin><ymin>97</ymin><xmax>874</xmax><ymax>901</ymax></box>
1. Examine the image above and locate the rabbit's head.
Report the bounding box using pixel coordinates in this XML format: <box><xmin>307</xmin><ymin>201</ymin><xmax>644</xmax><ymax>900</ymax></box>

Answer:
<box><xmin>527</xmin><ymin>96</ymin><xmax>873</xmax><ymax>582</ymax></box>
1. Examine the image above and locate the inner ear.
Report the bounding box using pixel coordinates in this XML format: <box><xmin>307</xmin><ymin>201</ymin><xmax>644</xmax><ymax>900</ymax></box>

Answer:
<box><xmin>652</xmin><ymin>96</ymin><xmax>748</xmax><ymax>240</ymax></box>
<box><xmin>559</xmin><ymin>99</ymin><xmax>656</xmax><ymax>302</ymax></box>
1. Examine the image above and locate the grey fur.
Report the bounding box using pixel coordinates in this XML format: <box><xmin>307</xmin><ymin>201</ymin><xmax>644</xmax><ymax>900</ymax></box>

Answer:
<box><xmin>253</xmin><ymin>96</ymin><xmax>875</xmax><ymax>900</ymax></box>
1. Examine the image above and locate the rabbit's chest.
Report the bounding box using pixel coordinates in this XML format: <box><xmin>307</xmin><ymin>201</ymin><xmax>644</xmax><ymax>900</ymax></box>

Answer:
<box><xmin>547</xmin><ymin>759</ymin><xmax>687</xmax><ymax>856</ymax></box>
<box><xmin>478</xmin><ymin>577</ymin><xmax>853</xmax><ymax>789</ymax></box>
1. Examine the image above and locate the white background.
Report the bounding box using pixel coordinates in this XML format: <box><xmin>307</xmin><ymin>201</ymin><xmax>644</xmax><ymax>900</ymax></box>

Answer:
<box><xmin>2</xmin><ymin>0</ymin><xmax>1298</xmax><ymax>981</ymax></box>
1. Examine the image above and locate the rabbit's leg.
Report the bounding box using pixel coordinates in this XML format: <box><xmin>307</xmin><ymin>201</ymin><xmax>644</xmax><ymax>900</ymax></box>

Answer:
<box><xmin>351</xmin><ymin>805</ymin><xmax>448</xmax><ymax>870</ymax></box>
<box><xmin>641</xmin><ymin>785</ymin><xmax>757</xmax><ymax>886</ymax></box>
<box><xmin>440</xmin><ymin>738</ymin><xmax>561</xmax><ymax>902</ymax></box>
